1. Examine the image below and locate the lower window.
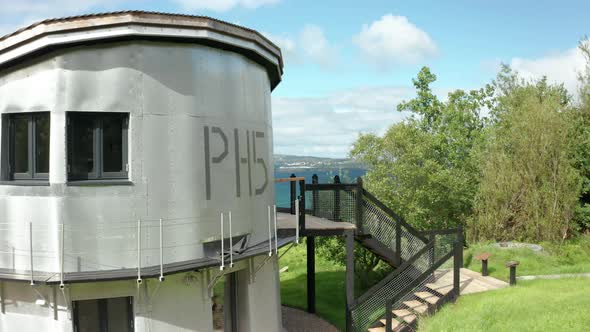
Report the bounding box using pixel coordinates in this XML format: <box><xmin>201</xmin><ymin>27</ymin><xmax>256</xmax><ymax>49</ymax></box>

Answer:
<box><xmin>73</xmin><ymin>296</ymin><xmax>134</xmax><ymax>332</ymax></box>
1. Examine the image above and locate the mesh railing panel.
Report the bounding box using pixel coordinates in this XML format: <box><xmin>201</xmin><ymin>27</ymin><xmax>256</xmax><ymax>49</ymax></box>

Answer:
<box><xmin>352</xmin><ymin>191</ymin><xmax>460</xmax><ymax>331</ymax></box>
<box><xmin>307</xmin><ymin>188</ymin><xmax>357</xmax><ymax>223</ymax></box>
<box><xmin>361</xmin><ymin>197</ymin><xmax>427</xmax><ymax>261</ymax></box>
<box><xmin>351</xmin><ymin>247</ymin><xmax>432</xmax><ymax>332</ymax></box>
<box><xmin>360</xmin><ymin>199</ymin><xmax>396</xmax><ymax>248</ymax></box>
<box><xmin>299</xmin><ymin>183</ymin><xmax>460</xmax><ymax>331</ymax></box>
<box><xmin>432</xmin><ymin>232</ymin><xmax>459</xmax><ymax>262</ymax></box>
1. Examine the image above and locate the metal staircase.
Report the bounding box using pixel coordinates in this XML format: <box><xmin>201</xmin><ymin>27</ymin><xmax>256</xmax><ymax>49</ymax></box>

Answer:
<box><xmin>303</xmin><ymin>176</ymin><xmax>463</xmax><ymax>332</ymax></box>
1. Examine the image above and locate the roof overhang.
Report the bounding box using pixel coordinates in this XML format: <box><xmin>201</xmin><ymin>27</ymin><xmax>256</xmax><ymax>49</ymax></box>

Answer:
<box><xmin>0</xmin><ymin>11</ymin><xmax>284</xmax><ymax>90</ymax></box>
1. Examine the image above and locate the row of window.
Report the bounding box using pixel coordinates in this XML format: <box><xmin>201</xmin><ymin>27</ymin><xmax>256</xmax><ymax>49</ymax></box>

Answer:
<box><xmin>3</xmin><ymin>112</ymin><xmax>129</xmax><ymax>182</ymax></box>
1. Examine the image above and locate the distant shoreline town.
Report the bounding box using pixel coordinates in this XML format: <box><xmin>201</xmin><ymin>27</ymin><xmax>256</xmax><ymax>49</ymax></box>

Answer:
<box><xmin>274</xmin><ymin>154</ymin><xmax>366</xmax><ymax>172</ymax></box>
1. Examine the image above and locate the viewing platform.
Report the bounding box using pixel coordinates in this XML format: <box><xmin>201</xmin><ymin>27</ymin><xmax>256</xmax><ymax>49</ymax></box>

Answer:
<box><xmin>277</xmin><ymin>212</ymin><xmax>356</xmax><ymax>237</ymax></box>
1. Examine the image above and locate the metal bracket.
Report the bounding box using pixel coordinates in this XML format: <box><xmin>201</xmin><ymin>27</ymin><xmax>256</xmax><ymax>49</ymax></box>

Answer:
<box><xmin>31</xmin><ymin>284</ymin><xmax>48</xmax><ymax>306</ymax></box>
<box><xmin>207</xmin><ymin>267</ymin><xmax>225</xmax><ymax>298</ymax></box>
<box><xmin>278</xmin><ymin>242</ymin><xmax>296</xmax><ymax>260</ymax></box>
<box><xmin>248</xmin><ymin>257</ymin><xmax>256</xmax><ymax>284</ymax></box>
<box><xmin>200</xmin><ymin>271</ymin><xmax>208</xmax><ymax>301</ymax></box>
<box><xmin>145</xmin><ymin>279</ymin><xmax>164</xmax><ymax>309</ymax></box>
<box><xmin>252</xmin><ymin>252</ymin><xmax>276</xmax><ymax>281</ymax></box>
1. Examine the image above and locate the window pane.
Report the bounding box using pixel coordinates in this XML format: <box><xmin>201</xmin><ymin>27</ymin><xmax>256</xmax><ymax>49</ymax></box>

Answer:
<box><xmin>75</xmin><ymin>300</ymin><xmax>101</xmax><ymax>332</ymax></box>
<box><xmin>107</xmin><ymin>297</ymin><xmax>131</xmax><ymax>332</ymax></box>
<box><xmin>12</xmin><ymin>115</ymin><xmax>29</xmax><ymax>174</ymax></box>
<box><xmin>35</xmin><ymin>114</ymin><xmax>50</xmax><ymax>174</ymax></box>
<box><xmin>70</xmin><ymin>115</ymin><xmax>95</xmax><ymax>176</ymax></box>
<box><xmin>103</xmin><ymin>115</ymin><xmax>125</xmax><ymax>173</ymax></box>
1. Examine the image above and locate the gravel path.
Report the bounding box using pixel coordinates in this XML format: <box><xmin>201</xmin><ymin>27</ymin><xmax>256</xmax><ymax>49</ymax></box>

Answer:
<box><xmin>282</xmin><ymin>306</ymin><xmax>340</xmax><ymax>332</ymax></box>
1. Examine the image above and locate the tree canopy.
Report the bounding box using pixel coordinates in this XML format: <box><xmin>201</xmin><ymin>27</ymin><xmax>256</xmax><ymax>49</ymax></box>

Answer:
<box><xmin>351</xmin><ymin>67</ymin><xmax>493</xmax><ymax>230</ymax></box>
<box><xmin>351</xmin><ymin>42</ymin><xmax>590</xmax><ymax>241</ymax></box>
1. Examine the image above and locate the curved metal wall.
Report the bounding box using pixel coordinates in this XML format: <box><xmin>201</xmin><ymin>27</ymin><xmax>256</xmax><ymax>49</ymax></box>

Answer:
<box><xmin>0</xmin><ymin>41</ymin><xmax>275</xmax><ymax>273</ymax></box>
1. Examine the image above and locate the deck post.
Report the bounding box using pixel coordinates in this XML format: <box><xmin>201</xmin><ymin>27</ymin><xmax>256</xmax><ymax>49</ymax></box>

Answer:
<box><xmin>333</xmin><ymin>175</ymin><xmax>341</xmax><ymax>221</ymax></box>
<box><xmin>395</xmin><ymin>221</ymin><xmax>402</xmax><ymax>266</ymax></box>
<box><xmin>355</xmin><ymin>177</ymin><xmax>363</xmax><ymax>230</ymax></box>
<box><xmin>299</xmin><ymin>179</ymin><xmax>306</xmax><ymax>234</ymax></box>
<box><xmin>429</xmin><ymin>232</ymin><xmax>435</xmax><ymax>278</ymax></box>
<box><xmin>290</xmin><ymin>174</ymin><xmax>296</xmax><ymax>214</ymax></box>
<box><xmin>345</xmin><ymin>229</ymin><xmax>355</xmax><ymax>332</ymax></box>
<box><xmin>453</xmin><ymin>226</ymin><xmax>463</xmax><ymax>297</ymax></box>
<box><xmin>312</xmin><ymin>174</ymin><xmax>319</xmax><ymax>216</ymax></box>
<box><xmin>459</xmin><ymin>226</ymin><xmax>465</xmax><ymax>268</ymax></box>
<box><xmin>306</xmin><ymin>236</ymin><xmax>316</xmax><ymax>314</ymax></box>
<box><xmin>385</xmin><ymin>300</ymin><xmax>393</xmax><ymax>332</ymax></box>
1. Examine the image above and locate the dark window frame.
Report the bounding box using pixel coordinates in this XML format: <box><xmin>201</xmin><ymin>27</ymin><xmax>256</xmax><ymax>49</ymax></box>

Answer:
<box><xmin>67</xmin><ymin>112</ymin><xmax>129</xmax><ymax>181</ymax></box>
<box><xmin>72</xmin><ymin>296</ymin><xmax>134</xmax><ymax>332</ymax></box>
<box><xmin>4</xmin><ymin>112</ymin><xmax>50</xmax><ymax>181</ymax></box>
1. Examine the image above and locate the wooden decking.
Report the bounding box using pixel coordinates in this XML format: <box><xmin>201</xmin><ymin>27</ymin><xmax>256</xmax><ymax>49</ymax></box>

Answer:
<box><xmin>276</xmin><ymin>212</ymin><xmax>356</xmax><ymax>236</ymax></box>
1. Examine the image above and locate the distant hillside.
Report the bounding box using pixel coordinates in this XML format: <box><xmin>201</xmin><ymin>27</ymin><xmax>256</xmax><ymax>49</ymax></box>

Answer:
<box><xmin>274</xmin><ymin>154</ymin><xmax>366</xmax><ymax>171</ymax></box>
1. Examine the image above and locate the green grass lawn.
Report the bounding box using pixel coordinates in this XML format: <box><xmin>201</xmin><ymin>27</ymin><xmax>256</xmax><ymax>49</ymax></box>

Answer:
<box><xmin>419</xmin><ymin>278</ymin><xmax>590</xmax><ymax>332</ymax></box>
<box><xmin>279</xmin><ymin>241</ymin><xmax>347</xmax><ymax>331</ymax></box>
<box><xmin>463</xmin><ymin>235</ymin><xmax>590</xmax><ymax>281</ymax></box>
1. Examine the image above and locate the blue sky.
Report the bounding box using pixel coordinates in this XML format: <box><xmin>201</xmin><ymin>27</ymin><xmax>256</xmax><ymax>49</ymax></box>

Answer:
<box><xmin>1</xmin><ymin>0</ymin><xmax>589</xmax><ymax>157</ymax></box>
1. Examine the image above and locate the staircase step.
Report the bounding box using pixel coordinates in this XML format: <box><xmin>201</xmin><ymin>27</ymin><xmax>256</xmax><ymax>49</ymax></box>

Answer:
<box><xmin>391</xmin><ymin>309</ymin><xmax>417</xmax><ymax>324</ymax></box>
<box><xmin>415</xmin><ymin>291</ymin><xmax>440</xmax><ymax>305</ymax></box>
<box><xmin>377</xmin><ymin>318</ymin><xmax>403</xmax><ymax>330</ymax></box>
<box><xmin>403</xmin><ymin>300</ymin><xmax>429</xmax><ymax>314</ymax></box>
<box><xmin>368</xmin><ymin>327</ymin><xmax>386</xmax><ymax>332</ymax></box>
<box><xmin>426</xmin><ymin>283</ymin><xmax>453</xmax><ymax>296</ymax></box>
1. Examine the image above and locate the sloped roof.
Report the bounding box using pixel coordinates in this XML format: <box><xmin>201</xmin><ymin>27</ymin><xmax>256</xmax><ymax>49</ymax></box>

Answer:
<box><xmin>0</xmin><ymin>10</ymin><xmax>284</xmax><ymax>89</ymax></box>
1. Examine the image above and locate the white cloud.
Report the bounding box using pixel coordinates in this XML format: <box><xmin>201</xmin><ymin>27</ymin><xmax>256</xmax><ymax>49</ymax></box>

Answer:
<box><xmin>353</xmin><ymin>14</ymin><xmax>438</xmax><ymax>69</ymax></box>
<box><xmin>272</xmin><ymin>87</ymin><xmax>415</xmax><ymax>158</ymax></box>
<box><xmin>263</xmin><ymin>24</ymin><xmax>338</xmax><ymax>68</ymax></box>
<box><xmin>299</xmin><ymin>24</ymin><xmax>337</xmax><ymax>67</ymax></box>
<box><xmin>508</xmin><ymin>47</ymin><xmax>585</xmax><ymax>95</ymax></box>
<box><xmin>261</xmin><ymin>32</ymin><xmax>299</xmax><ymax>64</ymax></box>
<box><xmin>172</xmin><ymin>0</ymin><xmax>279</xmax><ymax>12</ymax></box>
<box><xmin>0</xmin><ymin>0</ymin><xmax>129</xmax><ymax>36</ymax></box>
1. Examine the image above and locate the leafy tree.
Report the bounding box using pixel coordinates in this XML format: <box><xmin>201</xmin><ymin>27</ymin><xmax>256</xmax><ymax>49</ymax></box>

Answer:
<box><xmin>470</xmin><ymin>67</ymin><xmax>581</xmax><ymax>242</ymax></box>
<box><xmin>570</xmin><ymin>38</ymin><xmax>590</xmax><ymax>233</ymax></box>
<box><xmin>351</xmin><ymin>67</ymin><xmax>493</xmax><ymax>230</ymax></box>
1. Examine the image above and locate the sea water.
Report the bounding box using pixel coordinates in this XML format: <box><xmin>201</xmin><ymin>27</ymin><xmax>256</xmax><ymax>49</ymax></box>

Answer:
<box><xmin>274</xmin><ymin>168</ymin><xmax>366</xmax><ymax>208</ymax></box>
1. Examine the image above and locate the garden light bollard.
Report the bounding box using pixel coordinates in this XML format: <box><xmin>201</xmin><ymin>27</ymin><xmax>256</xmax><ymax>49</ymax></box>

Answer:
<box><xmin>506</xmin><ymin>260</ymin><xmax>520</xmax><ymax>286</ymax></box>
<box><xmin>475</xmin><ymin>252</ymin><xmax>491</xmax><ymax>277</ymax></box>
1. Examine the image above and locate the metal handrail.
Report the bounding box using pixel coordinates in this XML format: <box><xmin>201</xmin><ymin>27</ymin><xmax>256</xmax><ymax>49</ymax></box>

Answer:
<box><xmin>384</xmin><ymin>227</ymin><xmax>462</xmax><ymax>332</ymax></box>
<box><xmin>362</xmin><ymin>189</ymin><xmax>429</xmax><ymax>243</ymax></box>
<box><xmin>384</xmin><ymin>249</ymin><xmax>455</xmax><ymax>332</ymax></box>
<box><xmin>351</xmin><ymin>240</ymin><xmax>435</xmax><ymax>308</ymax></box>
<box><xmin>275</xmin><ymin>175</ymin><xmax>462</xmax><ymax>332</ymax></box>
<box><xmin>275</xmin><ymin>177</ymin><xmax>305</xmax><ymax>183</ymax></box>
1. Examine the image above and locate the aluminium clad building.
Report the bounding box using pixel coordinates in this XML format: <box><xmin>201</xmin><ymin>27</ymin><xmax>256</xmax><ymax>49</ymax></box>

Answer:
<box><xmin>0</xmin><ymin>11</ymin><xmax>289</xmax><ymax>332</ymax></box>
